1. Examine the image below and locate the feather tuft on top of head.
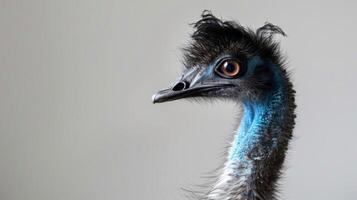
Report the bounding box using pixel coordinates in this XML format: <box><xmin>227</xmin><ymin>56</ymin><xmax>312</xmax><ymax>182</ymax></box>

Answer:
<box><xmin>183</xmin><ymin>10</ymin><xmax>286</xmax><ymax>70</ymax></box>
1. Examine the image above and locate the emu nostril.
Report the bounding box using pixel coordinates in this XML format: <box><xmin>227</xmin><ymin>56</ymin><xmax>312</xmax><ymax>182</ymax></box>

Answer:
<box><xmin>172</xmin><ymin>81</ymin><xmax>187</xmax><ymax>91</ymax></box>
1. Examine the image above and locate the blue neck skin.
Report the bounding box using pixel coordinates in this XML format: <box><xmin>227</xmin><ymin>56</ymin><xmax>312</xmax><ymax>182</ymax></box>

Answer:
<box><xmin>209</xmin><ymin>57</ymin><xmax>292</xmax><ymax>200</ymax></box>
<box><xmin>228</xmin><ymin>58</ymin><xmax>285</xmax><ymax>166</ymax></box>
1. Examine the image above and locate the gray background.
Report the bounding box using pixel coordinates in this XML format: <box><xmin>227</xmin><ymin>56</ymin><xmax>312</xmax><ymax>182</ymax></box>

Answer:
<box><xmin>0</xmin><ymin>0</ymin><xmax>356</xmax><ymax>200</ymax></box>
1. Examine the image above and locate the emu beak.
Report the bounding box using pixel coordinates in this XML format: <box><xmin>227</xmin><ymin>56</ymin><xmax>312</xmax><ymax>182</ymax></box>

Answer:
<box><xmin>152</xmin><ymin>83</ymin><xmax>223</xmax><ymax>103</ymax></box>
<box><xmin>152</xmin><ymin>68</ymin><xmax>231</xmax><ymax>103</ymax></box>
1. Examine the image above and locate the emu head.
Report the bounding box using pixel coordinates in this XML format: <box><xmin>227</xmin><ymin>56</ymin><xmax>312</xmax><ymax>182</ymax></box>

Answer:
<box><xmin>153</xmin><ymin>11</ymin><xmax>286</xmax><ymax>104</ymax></box>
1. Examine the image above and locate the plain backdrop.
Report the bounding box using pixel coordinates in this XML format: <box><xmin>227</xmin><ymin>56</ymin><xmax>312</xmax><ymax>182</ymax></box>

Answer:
<box><xmin>1</xmin><ymin>1</ymin><xmax>356</xmax><ymax>200</ymax></box>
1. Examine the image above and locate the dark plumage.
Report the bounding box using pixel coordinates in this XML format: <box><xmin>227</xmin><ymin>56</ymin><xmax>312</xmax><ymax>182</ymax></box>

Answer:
<box><xmin>183</xmin><ymin>12</ymin><xmax>285</xmax><ymax>68</ymax></box>
<box><xmin>153</xmin><ymin>11</ymin><xmax>296</xmax><ymax>200</ymax></box>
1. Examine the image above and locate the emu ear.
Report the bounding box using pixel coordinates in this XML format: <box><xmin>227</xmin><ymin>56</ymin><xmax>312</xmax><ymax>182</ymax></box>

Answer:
<box><xmin>256</xmin><ymin>23</ymin><xmax>286</xmax><ymax>38</ymax></box>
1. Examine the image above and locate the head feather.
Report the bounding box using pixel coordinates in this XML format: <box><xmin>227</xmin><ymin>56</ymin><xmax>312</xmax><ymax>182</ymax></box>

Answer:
<box><xmin>183</xmin><ymin>11</ymin><xmax>286</xmax><ymax>70</ymax></box>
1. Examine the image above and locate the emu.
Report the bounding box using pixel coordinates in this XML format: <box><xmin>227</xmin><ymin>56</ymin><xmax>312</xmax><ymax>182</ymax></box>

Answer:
<box><xmin>152</xmin><ymin>11</ymin><xmax>296</xmax><ymax>200</ymax></box>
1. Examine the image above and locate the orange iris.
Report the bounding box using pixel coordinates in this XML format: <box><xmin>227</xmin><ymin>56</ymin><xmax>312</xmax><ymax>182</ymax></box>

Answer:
<box><xmin>220</xmin><ymin>60</ymin><xmax>240</xmax><ymax>77</ymax></box>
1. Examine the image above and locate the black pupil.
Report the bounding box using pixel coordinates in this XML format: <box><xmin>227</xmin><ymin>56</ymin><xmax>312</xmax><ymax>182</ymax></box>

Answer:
<box><xmin>224</xmin><ymin>62</ymin><xmax>236</xmax><ymax>73</ymax></box>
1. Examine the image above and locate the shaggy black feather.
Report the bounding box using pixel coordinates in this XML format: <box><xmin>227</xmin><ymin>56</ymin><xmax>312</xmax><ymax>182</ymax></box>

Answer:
<box><xmin>183</xmin><ymin>10</ymin><xmax>286</xmax><ymax>70</ymax></box>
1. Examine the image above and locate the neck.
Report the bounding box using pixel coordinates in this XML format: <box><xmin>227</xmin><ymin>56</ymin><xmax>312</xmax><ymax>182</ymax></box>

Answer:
<box><xmin>208</xmin><ymin>70</ymin><xmax>296</xmax><ymax>200</ymax></box>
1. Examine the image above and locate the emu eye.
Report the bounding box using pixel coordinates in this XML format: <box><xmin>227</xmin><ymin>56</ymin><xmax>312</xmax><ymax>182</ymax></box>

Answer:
<box><xmin>215</xmin><ymin>59</ymin><xmax>242</xmax><ymax>78</ymax></box>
